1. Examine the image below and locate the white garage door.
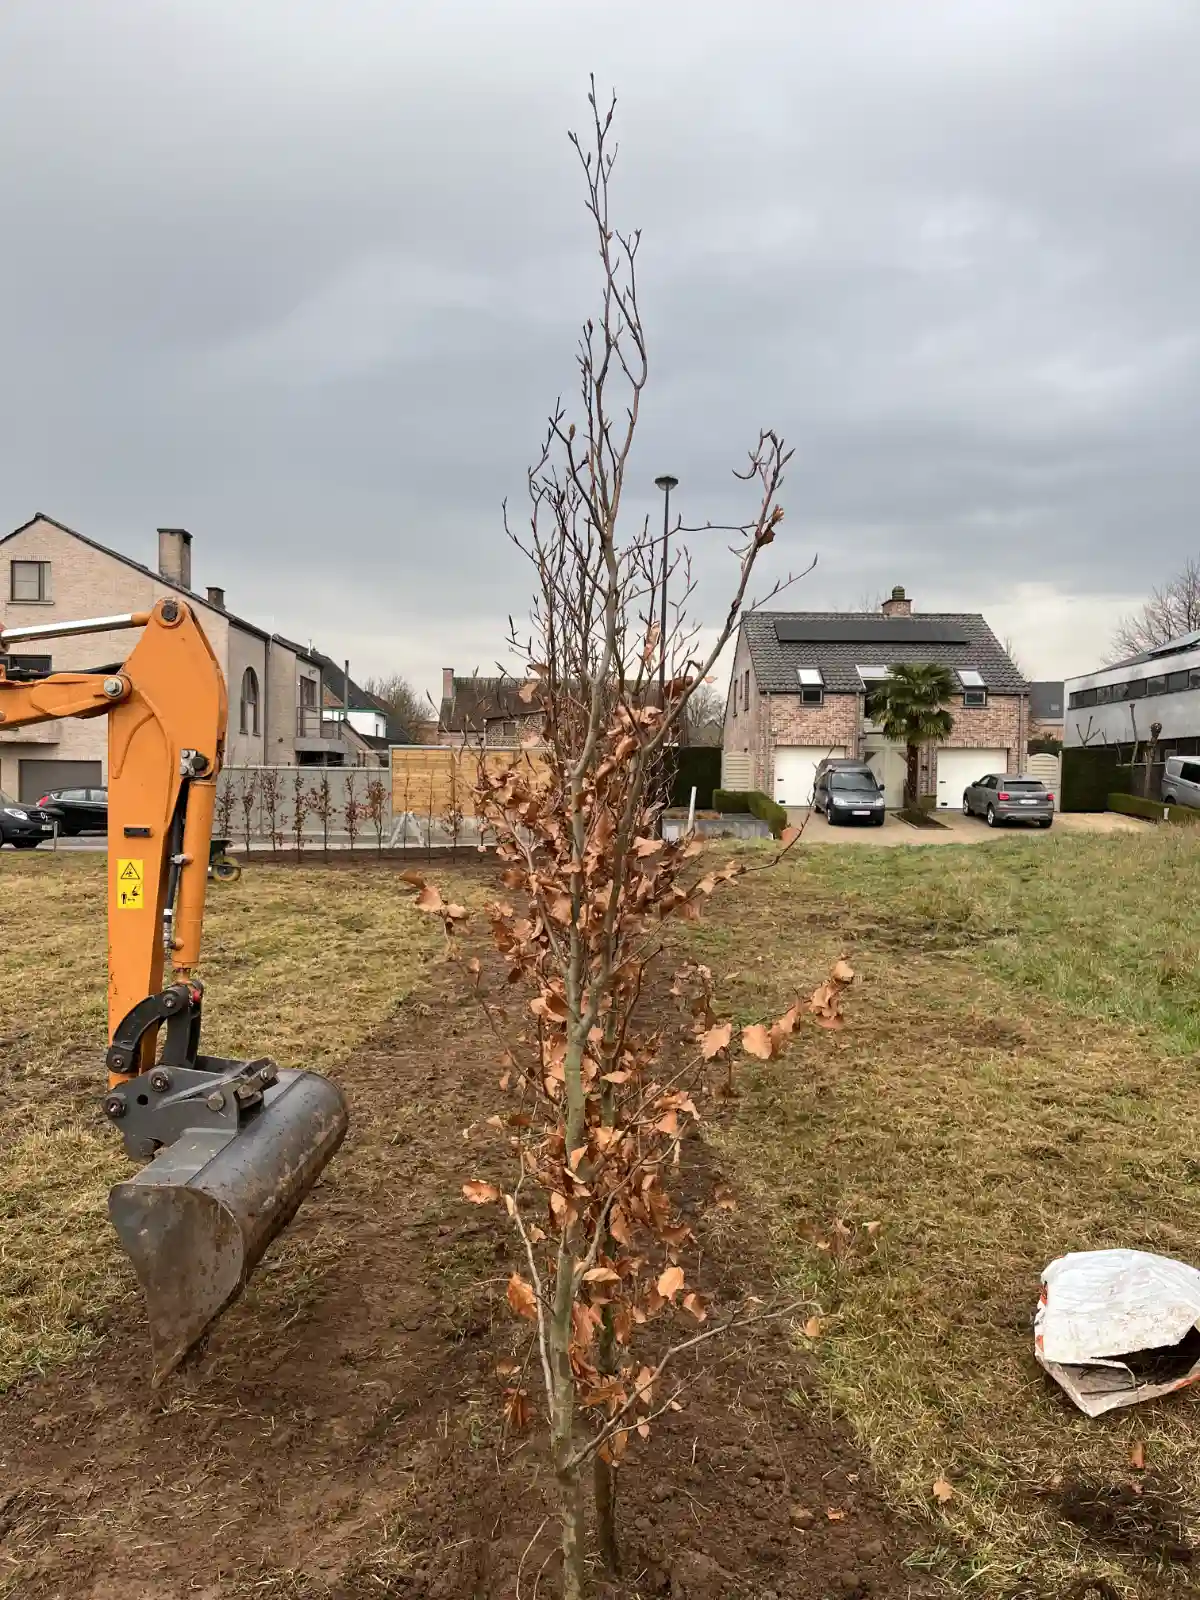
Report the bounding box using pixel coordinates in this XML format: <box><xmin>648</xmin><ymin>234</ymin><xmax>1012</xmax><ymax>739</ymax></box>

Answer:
<box><xmin>774</xmin><ymin>745</ymin><xmax>845</xmax><ymax>807</ymax></box>
<box><xmin>935</xmin><ymin>748</ymin><xmax>1007</xmax><ymax>809</ymax></box>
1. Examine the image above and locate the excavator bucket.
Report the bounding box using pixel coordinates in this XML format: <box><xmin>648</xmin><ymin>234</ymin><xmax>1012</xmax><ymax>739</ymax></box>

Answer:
<box><xmin>108</xmin><ymin>1067</ymin><xmax>348</xmax><ymax>1383</ymax></box>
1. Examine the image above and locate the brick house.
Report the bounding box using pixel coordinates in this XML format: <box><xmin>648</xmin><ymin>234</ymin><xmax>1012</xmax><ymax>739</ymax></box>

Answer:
<box><xmin>0</xmin><ymin>513</ymin><xmax>354</xmax><ymax>799</ymax></box>
<box><xmin>722</xmin><ymin>587</ymin><xmax>1029</xmax><ymax>808</ymax></box>
<box><xmin>437</xmin><ymin>670</ymin><xmax>542</xmax><ymax>748</ymax></box>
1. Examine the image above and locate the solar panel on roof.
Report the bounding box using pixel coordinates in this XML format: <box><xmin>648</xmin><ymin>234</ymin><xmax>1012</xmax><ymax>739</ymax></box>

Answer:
<box><xmin>773</xmin><ymin>619</ymin><xmax>969</xmax><ymax>645</ymax></box>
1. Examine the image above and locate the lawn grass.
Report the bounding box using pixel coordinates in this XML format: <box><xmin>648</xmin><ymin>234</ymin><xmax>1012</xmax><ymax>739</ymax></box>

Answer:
<box><xmin>686</xmin><ymin>827</ymin><xmax>1200</xmax><ymax>1597</ymax></box>
<box><xmin>0</xmin><ymin>853</ymin><xmax>459</xmax><ymax>1390</ymax></box>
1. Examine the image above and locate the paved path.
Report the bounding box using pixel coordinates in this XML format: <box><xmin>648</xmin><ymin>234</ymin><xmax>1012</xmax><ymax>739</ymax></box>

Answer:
<box><xmin>785</xmin><ymin>807</ymin><xmax>1151</xmax><ymax>847</ymax></box>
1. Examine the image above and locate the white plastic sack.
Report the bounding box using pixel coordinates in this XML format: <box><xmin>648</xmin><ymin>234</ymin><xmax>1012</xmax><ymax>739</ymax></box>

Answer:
<box><xmin>1035</xmin><ymin>1249</ymin><xmax>1200</xmax><ymax>1416</ymax></box>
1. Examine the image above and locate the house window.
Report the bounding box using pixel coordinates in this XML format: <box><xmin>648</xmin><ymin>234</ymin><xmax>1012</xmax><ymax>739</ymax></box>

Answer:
<box><xmin>732</xmin><ymin>679</ymin><xmax>739</xmax><ymax>715</ymax></box>
<box><xmin>1167</xmin><ymin>670</ymin><xmax>1189</xmax><ymax>693</ymax></box>
<box><xmin>743</xmin><ymin>669</ymin><xmax>750</xmax><ymax>708</ymax></box>
<box><xmin>796</xmin><ymin>666</ymin><xmax>824</xmax><ymax>707</ymax></box>
<box><xmin>10</xmin><ymin>560</ymin><xmax>50</xmax><ymax>602</ymax></box>
<box><xmin>1147</xmin><ymin>675</ymin><xmax>1168</xmax><ymax>696</ymax></box>
<box><xmin>299</xmin><ymin>676</ymin><xmax>317</xmax><ymax>709</ymax></box>
<box><xmin>240</xmin><ymin>666</ymin><xmax>260</xmax><ymax>735</ymax></box>
<box><xmin>962</xmin><ymin>688</ymin><xmax>988</xmax><ymax>708</ymax></box>
<box><xmin>856</xmin><ymin>664</ymin><xmax>891</xmax><ymax>687</ymax></box>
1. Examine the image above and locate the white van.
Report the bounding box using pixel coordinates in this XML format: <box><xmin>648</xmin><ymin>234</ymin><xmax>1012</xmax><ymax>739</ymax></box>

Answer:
<box><xmin>1162</xmin><ymin>756</ymin><xmax>1200</xmax><ymax>810</ymax></box>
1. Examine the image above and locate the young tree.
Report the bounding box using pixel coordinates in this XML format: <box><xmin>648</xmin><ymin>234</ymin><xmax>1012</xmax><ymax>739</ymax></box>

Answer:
<box><xmin>214</xmin><ymin>776</ymin><xmax>236</xmax><ymax>844</ymax></box>
<box><xmin>237</xmin><ymin>770</ymin><xmax>259</xmax><ymax>856</ymax></box>
<box><xmin>343</xmin><ymin>768</ymin><xmax>362</xmax><ymax>852</ymax></box>
<box><xmin>1111</xmin><ymin>555</ymin><xmax>1200</xmax><ymax>662</ymax></box>
<box><xmin>290</xmin><ymin>768</ymin><xmax>311</xmax><ymax>860</ymax></box>
<box><xmin>416</xmin><ymin>82</ymin><xmax>816</xmax><ymax>1599</ymax></box>
<box><xmin>308</xmin><ymin>770</ymin><xmax>334</xmax><ymax>857</ymax></box>
<box><xmin>259</xmin><ymin>767</ymin><xmax>283</xmax><ymax>854</ymax></box>
<box><xmin>364</xmin><ymin>774</ymin><xmax>389</xmax><ymax>854</ymax></box>
<box><xmin>867</xmin><ymin>663</ymin><xmax>956</xmax><ymax>809</ymax></box>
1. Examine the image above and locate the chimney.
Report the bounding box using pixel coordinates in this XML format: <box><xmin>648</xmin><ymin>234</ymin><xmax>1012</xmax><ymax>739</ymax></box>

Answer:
<box><xmin>206</xmin><ymin>585</ymin><xmax>226</xmax><ymax>611</ymax></box>
<box><xmin>881</xmin><ymin>585</ymin><xmax>912</xmax><ymax>618</ymax></box>
<box><xmin>442</xmin><ymin>667</ymin><xmax>454</xmax><ymax>703</ymax></box>
<box><xmin>157</xmin><ymin>527</ymin><xmax>192</xmax><ymax>589</ymax></box>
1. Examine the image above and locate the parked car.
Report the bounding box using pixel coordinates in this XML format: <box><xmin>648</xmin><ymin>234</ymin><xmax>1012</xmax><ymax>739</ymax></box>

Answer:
<box><xmin>1162</xmin><ymin>757</ymin><xmax>1200</xmax><ymax>810</ymax></box>
<box><xmin>962</xmin><ymin>773</ymin><xmax>1053</xmax><ymax>828</ymax></box>
<box><xmin>815</xmin><ymin>765</ymin><xmax>886</xmax><ymax>826</ymax></box>
<box><xmin>0</xmin><ymin>791</ymin><xmax>61</xmax><ymax>848</ymax></box>
<box><xmin>37</xmin><ymin>786</ymin><xmax>107</xmax><ymax>834</ymax></box>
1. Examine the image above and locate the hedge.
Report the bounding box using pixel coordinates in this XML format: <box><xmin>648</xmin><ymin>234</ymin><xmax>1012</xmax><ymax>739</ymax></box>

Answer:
<box><xmin>1108</xmin><ymin>792</ymin><xmax>1200</xmax><ymax>826</ymax></box>
<box><xmin>712</xmin><ymin>788</ymin><xmax>788</xmax><ymax>838</ymax></box>
<box><xmin>1061</xmin><ymin>746</ymin><xmax>1132</xmax><ymax>812</ymax></box>
<box><xmin>667</xmin><ymin>747</ymin><xmax>721</xmax><ymax>810</ymax></box>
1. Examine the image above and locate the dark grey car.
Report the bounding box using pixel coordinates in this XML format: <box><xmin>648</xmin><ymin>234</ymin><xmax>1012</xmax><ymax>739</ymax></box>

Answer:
<box><xmin>962</xmin><ymin>773</ymin><xmax>1054</xmax><ymax>828</ymax></box>
<box><xmin>816</xmin><ymin>767</ymin><xmax>886</xmax><ymax>826</ymax></box>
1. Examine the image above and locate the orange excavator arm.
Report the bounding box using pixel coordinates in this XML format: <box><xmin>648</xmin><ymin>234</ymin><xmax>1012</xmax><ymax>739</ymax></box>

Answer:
<box><xmin>0</xmin><ymin>597</ymin><xmax>347</xmax><ymax>1381</ymax></box>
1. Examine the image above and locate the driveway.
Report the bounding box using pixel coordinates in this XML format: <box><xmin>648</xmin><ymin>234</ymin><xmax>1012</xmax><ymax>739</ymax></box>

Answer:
<box><xmin>785</xmin><ymin>807</ymin><xmax>1151</xmax><ymax>847</ymax></box>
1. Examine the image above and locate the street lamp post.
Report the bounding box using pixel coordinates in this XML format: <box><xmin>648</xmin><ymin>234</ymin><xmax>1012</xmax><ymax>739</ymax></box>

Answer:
<box><xmin>654</xmin><ymin>474</ymin><xmax>678</xmax><ymax>710</ymax></box>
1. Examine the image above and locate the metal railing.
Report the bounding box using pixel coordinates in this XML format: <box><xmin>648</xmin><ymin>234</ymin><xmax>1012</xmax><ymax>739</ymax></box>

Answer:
<box><xmin>295</xmin><ymin>707</ymin><xmax>341</xmax><ymax>740</ymax></box>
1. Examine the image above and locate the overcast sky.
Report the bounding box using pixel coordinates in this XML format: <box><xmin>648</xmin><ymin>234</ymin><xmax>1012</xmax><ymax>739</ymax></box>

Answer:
<box><xmin>3</xmin><ymin>1</ymin><xmax>1198</xmax><ymax>697</ymax></box>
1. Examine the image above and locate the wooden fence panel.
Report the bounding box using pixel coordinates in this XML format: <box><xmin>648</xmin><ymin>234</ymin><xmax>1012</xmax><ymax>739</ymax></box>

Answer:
<box><xmin>390</xmin><ymin>746</ymin><xmax>549</xmax><ymax>819</ymax></box>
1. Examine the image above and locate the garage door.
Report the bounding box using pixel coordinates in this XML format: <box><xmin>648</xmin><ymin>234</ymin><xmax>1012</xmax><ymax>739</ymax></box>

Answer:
<box><xmin>935</xmin><ymin>749</ymin><xmax>1007</xmax><ymax>810</ymax></box>
<box><xmin>18</xmin><ymin>759</ymin><xmax>103</xmax><ymax>805</ymax></box>
<box><xmin>774</xmin><ymin>745</ymin><xmax>845</xmax><ymax>807</ymax></box>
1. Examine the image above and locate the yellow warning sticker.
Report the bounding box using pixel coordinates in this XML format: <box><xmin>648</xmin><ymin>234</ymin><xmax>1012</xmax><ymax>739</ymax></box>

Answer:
<box><xmin>116</xmin><ymin>858</ymin><xmax>144</xmax><ymax>911</ymax></box>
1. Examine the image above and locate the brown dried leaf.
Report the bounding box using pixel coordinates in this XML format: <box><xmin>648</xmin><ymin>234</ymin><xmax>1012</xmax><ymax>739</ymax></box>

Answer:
<box><xmin>609</xmin><ymin>1205</ymin><xmax>632</xmax><ymax>1246</ymax></box>
<box><xmin>494</xmin><ymin>1358</ymin><xmax>520</xmax><ymax>1377</ymax></box>
<box><xmin>657</xmin><ymin>1265</ymin><xmax>685</xmax><ymax>1302</ymax></box>
<box><xmin>780</xmin><ymin>825</ymin><xmax>802</xmax><ymax>846</ymax></box>
<box><xmin>825</xmin><ymin>1507</ymin><xmax>846</xmax><ymax>1522</ymax></box>
<box><xmin>503</xmin><ymin>1388</ymin><xmax>531</xmax><ymax>1432</ymax></box>
<box><xmin>1130</xmin><ymin>1441</ymin><xmax>1146</xmax><ymax>1471</ymax></box>
<box><xmin>741</xmin><ymin>1023</ymin><xmax>774</xmax><ymax>1061</ymax></box>
<box><xmin>713</xmin><ymin>1187</ymin><xmax>737</xmax><ymax>1211</ymax></box>
<box><xmin>399</xmin><ymin>870</ymin><xmax>427</xmax><ymax>889</ymax></box>
<box><xmin>831</xmin><ymin>958</ymin><xmax>855</xmax><ymax>985</ymax></box>
<box><xmin>462</xmin><ymin>1180</ymin><xmax>500</xmax><ymax>1205</ymax></box>
<box><xmin>583</xmin><ymin>1266</ymin><xmax>621</xmax><ymax>1284</ymax></box>
<box><xmin>865</xmin><ymin>1220</ymin><xmax>883</xmax><ymax>1237</ymax></box>
<box><xmin>506</xmin><ymin>1273</ymin><xmax>538</xmax><ymax>1321</ymax></box>
<box><xmin>932</xmin><ymin>1477</ymin><xmax>954</xmax><ymax>1505</ymax></box>
<box><xmin>803</xmin><ymin>1315</ymin><xmax>822</xmax><ymax>1340</ymax></box>
<box><xmin>633</xmin><ymin>836</ymin><xmax>664</xmax><ymax>857</ymax></box>
<box><xmin>700</xmin><ymin>1021</ymin><xmax>733</xmax><ymax>1060</ymax></box>
<box><xmin>517</xmin><ymin>679</ymin><xmax>538</xmax><ymax>703</ymax></box>
<box><xmin>682</xmin><ymin>1292</ymin><xmax>708</xmax><ymax>1322</ymax></box>
<box><xmin>414</xmin><ymin>884</ymin><xmax>444</xmax><ymax>913</ymax></box>
<box><xmin>445</xmin><ymin>903</ymin><xmax>468</xmax><ymax>921</ymax></box>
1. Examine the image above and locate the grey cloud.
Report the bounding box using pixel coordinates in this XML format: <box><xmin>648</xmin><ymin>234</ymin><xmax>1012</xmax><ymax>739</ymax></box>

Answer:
<box><xmin>2</xmin><ymin>0</ymin><xmax>1199</xmax><ymax>690</ymax></box>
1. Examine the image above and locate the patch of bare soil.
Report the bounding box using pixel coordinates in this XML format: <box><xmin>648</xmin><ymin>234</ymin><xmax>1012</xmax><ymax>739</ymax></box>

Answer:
<box><xmin>0</xmin><ymin>944</ymin><xmax>948</xmax><ymax>1600</ymax></box>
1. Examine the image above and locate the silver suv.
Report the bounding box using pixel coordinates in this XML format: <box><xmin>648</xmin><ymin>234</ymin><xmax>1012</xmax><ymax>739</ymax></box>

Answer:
<box><xmin>962</xmin><ymin>773</ymin><xmax>1054</xmax><ymax>828</ymax></box>
<box><xmin>1163</xmin><ymin>756</ymin><xmax>1200</xmax><ymax>810</ymax></box>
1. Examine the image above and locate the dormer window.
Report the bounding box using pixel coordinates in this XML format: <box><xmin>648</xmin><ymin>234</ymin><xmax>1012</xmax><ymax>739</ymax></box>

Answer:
<box><xmin>796</xmin><ymin>667</ymin><xmax>824</xmax><ymax>706</ymax></box>
<box><xmin>958</xmin><ymin>669</ymin><xmax>987</xmax><ymax>708</ymax></box>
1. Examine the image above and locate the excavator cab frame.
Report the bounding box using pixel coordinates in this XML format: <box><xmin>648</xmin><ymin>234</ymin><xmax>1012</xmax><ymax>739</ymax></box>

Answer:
<box><xmin>0</xmin><ymin>597</ymin><xmax>348</xmax><ymax>1381</ymax></box>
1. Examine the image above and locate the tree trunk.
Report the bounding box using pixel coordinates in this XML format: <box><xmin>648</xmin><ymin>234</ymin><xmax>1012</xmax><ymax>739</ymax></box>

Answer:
<box><xmin>904</xmin><ymin>742</ymin><xmax>919</xmax><ymax>810</ymax></box>
<box><xmin>593</xmin><ymin>1307</ymin><xmax>620</xmax><ymax>1574</ymax></box>
<box><xmin>550</xmin><ymin>1237</ymin><xmax>586</xmax><ymax>1599</ymax></box>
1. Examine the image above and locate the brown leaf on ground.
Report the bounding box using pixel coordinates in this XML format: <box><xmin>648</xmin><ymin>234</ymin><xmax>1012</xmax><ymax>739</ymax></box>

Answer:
<box><xmin>583</xmin><ymin>1267</ymin><xmax>621</xmax><ymax>1284</ymax></box>
<box><xmin>494</xmin><ymin>1358</ymin><xmax>520</xmax><ymax>1377</ymax></box>
<box><xmin>506</xmin><ymin>1274</ymin><xmax>538</xmax><ymax>1321</ymax></box>
<box><xmin>657</xmin><ymin>1265</ymin><xmax>685</xmax><ymax>1301</ymax></box>
<box><xmin>803</xmin><ymin>1315</ymin><xmax>822</xmax><ymax>1340</ymax></box>
<box><xmin>826</xmin><ymin>1508</ymin><xmax>847</xmax><ymax>1522</ymax></box>
<box><xmin>414</xmin><ymin>884</ymin><xmax>444</xmax><ymax>913</ymax></box>
<box><xmin>503</xmin><ymin>1388</ymin><xmax>531</xmax><ymax>1431</ymax></box>
<box><xmin>781</xmin><ymin>825</ymin><xmax>802</xmax><ymax>846</ymax></box>
<box><xmin>1130</xmin><ymin>1441</ymin><xmax>1146</xmax><ymax>1471</ymax></box>
<box><xmin>701</xmin><ymin>1021</ymin><xmax>733</xmax><ymax>1059</ymax></box>
<box><xmin>831</xmin><ymin>958</ymin><xmax>855</xmax><ymax>984</ymax></box>
<box><xmin>932</xmin><ymin>1477</ymin><xmax>955</xmax><ymax>1505</ymax></box>
<box><xmin>683</xmin><ymin>1292</ymin><xmax>708</xmax><ymax>1322</ymax></box>
<box><xmin>742</xmin><ymin>1023</ymin><xmax>774</xmax><ymax>1060</ymax></box>
<box><xmin>713</xmin><ymin>1186</ymin><xmax>737</xmax><ymax>1211</ymax></box>
<box><xmin>462</xmin><ymin>1180</ymin><xmax>500</xmax><ymax>1205</ymax></box>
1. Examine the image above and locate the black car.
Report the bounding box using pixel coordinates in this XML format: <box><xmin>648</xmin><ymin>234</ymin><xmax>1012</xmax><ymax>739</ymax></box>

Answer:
<box><xmin>814</xmin><ymin>765</ymin><xmax>886</xmax><ymax>826</ymax></box>
<box><xmin>37</xmin><ymin>786</ymin><xmax>108</xmax><ymax>835</ymax></box>
<box><xmin>0</xmin><ymin>791</ymin><xmax>61</xmax><ymax>848</ymax></box>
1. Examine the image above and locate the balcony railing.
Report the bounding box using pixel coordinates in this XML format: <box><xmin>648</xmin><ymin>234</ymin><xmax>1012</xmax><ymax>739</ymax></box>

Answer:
<box><xmin>296</xmin><ymin>707</ymin><xmax>342</xmax><ymax>740</ymax></box>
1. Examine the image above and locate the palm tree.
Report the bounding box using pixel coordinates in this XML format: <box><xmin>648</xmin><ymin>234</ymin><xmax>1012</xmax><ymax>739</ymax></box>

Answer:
<box><xmin>867</xmin><ymin>663</ymin><xmax>957</xmax><ymax>809</ymax></box>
